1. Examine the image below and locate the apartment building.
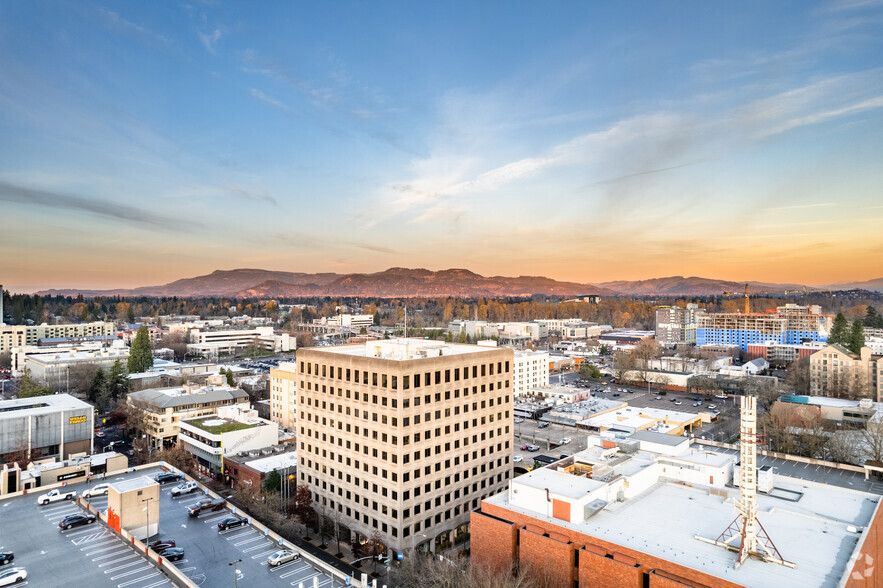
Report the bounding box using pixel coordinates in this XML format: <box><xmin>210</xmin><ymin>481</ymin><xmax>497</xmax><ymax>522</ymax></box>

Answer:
<box><xmin>655</xmin><ymin>303</ymin><xmax>698</xmax><ymax>346</ymax></box>
<box><xmin>296</xmin><ymin>339</ymin><xmax>514</xmax><ymax>553</ymax></box>
<box><xmin>809</xmin><ymin>344</ymin><xmax>883</xmax><ymax>401</ymax></box>
<box><xmin>696</xmin><ymin>304</ymin><xmax>832</xmax><ymax>352</ymax></box>
<box><xmin>269</xmin><ymin>362</ymin><xmax>298</xmax><ymax>430</ymax></box>
<box><xmin>126</xmin><ymin>384</ymin><xmax>250</xmax><ymax>448</ymax></box>
<box><xmin>513</xmin><ymin>350</ymin><xmax>549</xmax><ymax>395</ymax></box>
<box><xmin>0</xmin><ymin>321</ymin><xmax>115</xmax><ymax>353</ymax></box>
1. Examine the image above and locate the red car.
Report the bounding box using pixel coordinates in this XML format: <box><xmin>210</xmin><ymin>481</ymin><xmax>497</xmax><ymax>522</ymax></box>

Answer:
<box><xmin>520</xmin><ymin>444</ymin><xmax>530</xmax><ymax>450</ymax></box>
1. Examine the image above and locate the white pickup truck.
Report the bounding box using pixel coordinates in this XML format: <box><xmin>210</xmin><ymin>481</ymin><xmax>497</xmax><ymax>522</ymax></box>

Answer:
<box><xmin>37</xmin><ymin>489</ymin><xmax>77</xmax><ymax>505</ymax></box>
<box><xmin>170</xmin><ymin>480</ymin><xmax>198</xmax><ymax>497</ymax></box>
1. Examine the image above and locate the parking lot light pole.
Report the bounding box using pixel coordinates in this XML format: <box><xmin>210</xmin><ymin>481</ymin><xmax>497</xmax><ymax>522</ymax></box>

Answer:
<box><xmin>141</xmin><ymin>497</ymin><xmax>154</xmax><ymax>542</ymax></box>
<box><xmin>229</xmin><ymin>558</ymin><xmax>242</xmax><ymax>588</ymax></box>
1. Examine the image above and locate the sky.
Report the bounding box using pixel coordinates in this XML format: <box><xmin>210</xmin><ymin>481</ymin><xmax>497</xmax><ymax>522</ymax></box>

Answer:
<box><xmin>1</xmin><ymin>1</ymin><xmax>882</xmax><ymax>293</ymax></box>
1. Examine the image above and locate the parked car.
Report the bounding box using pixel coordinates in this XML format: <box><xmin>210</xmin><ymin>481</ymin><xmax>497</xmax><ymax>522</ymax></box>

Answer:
<box><xmin>83</xmin><ymin>483</ymin><xmax>110</xmax><ymax>498</ymax></box>
<box><xmin>267</xmin><ymin>549</ymin><xmax>300</xmax><ymax>567</ymax></box>
<box><xmin>217</xmin><ymin>516</ymin><xmax>248</xmax><ymax>531</ymax></box>
<box><xmin>537</xmin><ymin>422</ymin><xmax>549</xmax><ymax>429</ymax></box>
<box><xmin>187</xmin><ymin>498</ymin><xmax>226</xmax><ymax>517</ymax></box>
<box><xmin>37</xmin><ymin>489</ymin><xmax>76</xmax><ymax>505</ymax></box>
<box><xmin>0</xmin><ymin>568</ymin><xmax>26</xmax><ymax>586</ymax></box>
<box><xmin>674</xmin><ymin>401</ymin><xmax>682</xmax><ymax>405</ymax></box>
<box><xmin>514</xmin><ymin>418</ymin><xmax>524</xmax><ymax>424</ymax></box>
<box><xmin>655</xmin><ymin>396</ymin><xmax>663</xmax><ymax>400</ymax></box>
<box><xmin>59</xmin><ymin>513</ymin><xmax>96</xmax><ymax>530</ymax></box>
<box><xmin>95</xmin><ymin>431</ymin><xmax>105</xmax><ymax>438</ymax></box>
<box><xmin>708</xmin><ymin>404</ymin><xmax>717</xmax><ymax>410</ymax></box>
<box><xmin>170</xmin><ymin>481</ymin><xmax>198</xmax><ymax>496</ymax></box>
<box><xmin>559</xmin><ymin>438</ymin><xmax>571</xmax><ymax>445</ymax></box>
<box><xmin>155</xmin><ymin>472</ymin><xmax>184</xmax><ymax>484</ymax></box>
<box><xmin>715</xmin><ymin>393</ymin><xmax>728</xmax><ymax>399</ymax></box>
<box><xmin>148</xmin><ymin>540</ymin><xmax>176</xmax><ymax>553</ymax></box>
<box><xmin>527</xmin><ymin>445</ymin><xmax>540</xmax><ymax>452</ymax></box>
<box><xmin>0</xmin><ymin>553</ymin><xmax>12</xmax><ymax>566</ymax></box>
<box><xmin>513</xmin><ymin>456</ymin><xmax>523</xmax><ymax>463</ymax></box>
<box><xmin>520</xmin><ymin>444</ymin><xmax>530</xmax><ymax>451</ymax></box>
<box><xmin>161</xmin><ymin>547</ymin><xmax>185</xmax><ymax>562</ymax></box>
<box><xmin>612</xmin><ymin>393</ymin><xmax>621</xmax><ymax>397</ymax></box>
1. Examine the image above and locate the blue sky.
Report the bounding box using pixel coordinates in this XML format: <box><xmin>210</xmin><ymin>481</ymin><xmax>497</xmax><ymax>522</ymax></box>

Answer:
<box><xmin>1</xmin><ymin>0</ymin><xmax>882</xmax><ymax>292</ymax></box>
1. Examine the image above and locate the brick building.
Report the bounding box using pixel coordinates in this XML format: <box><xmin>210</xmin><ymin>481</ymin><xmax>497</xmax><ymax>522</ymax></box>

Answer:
<box><xmin>471</xmin><ymin>431</ymin><xmax>883</xmax><ymax>587</ymax></box>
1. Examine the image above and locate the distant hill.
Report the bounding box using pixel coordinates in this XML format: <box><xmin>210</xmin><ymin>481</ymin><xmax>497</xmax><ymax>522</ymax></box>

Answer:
<box><xmin>596</xmin><ymin>276</ymin><xmax>815</xmax><ymax>296</ymax></box>
<box><xmin>822</xmin><ymin>277</ymin><xmax>883</xmax><ymax>292</ymax></box>
<box><xmin>37</xmin><ymin>267</ymin><xmax>610</xmax><ymax>299</ymax></box>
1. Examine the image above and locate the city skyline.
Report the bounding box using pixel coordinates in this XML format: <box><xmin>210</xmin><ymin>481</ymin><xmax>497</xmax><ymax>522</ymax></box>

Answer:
<box><xmin>2</xmin><ymin>1</ymin><xmax>883</xmax><ymax>292</ymax></box>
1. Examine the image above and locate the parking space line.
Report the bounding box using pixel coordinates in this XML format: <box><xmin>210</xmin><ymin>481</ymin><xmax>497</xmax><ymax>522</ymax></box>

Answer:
<box><xmin>224</xmin><ymin>529</ymin><xmax>254</xmax><ymax>541</ymax></box>
<box><xmin>234</xmin><ymin>536</ymin><xmax>263</xmax><ymax>547</ymax></box>
<box><xmin>62</xmin><ymin>525</ymin><xmax>101</xmax><ymax>537</ymax></box>
<box><xmin>253</xmin><ymin>549</ymin><xmax>278</xmax><ymax>560</ymax></box>
<box><xmin>296</xmin><ymin>570</ymin><xmax>324</xmax><ymax>584</ymax></box>
<box><xmin>277</xmin><ymin>562</ymin><xmax>310</xmax><ymax>576</ymax></box>
<box><xmin>84</xmin><ymin>541</ymin><xmax>124</xmax><ymax>554</ymax></box>
<box><xmin>243</xmin><ymin>542</ymin><xmax>274</xmax><ymax>553</ymax></box>
<box><xmin>45</xmin><ymin>511</ymin><xmax>80</xmax><ymax>521</ymax></box>
<box><xmin>99</xmin><ymin>554</ymin><xmax>140</xmax><ymax>568</ymax></box>
<box><xmin>141</xmin><ymin>580</ymin><xmax>170</xmax><ymax>588</ymax></box>
<box><xmin>202</xmin><ymin>513</ymin><xmax>229</xmax><ymax>523</ymax></box>
<box><xmin>40</xmin><ymin>503</ymin><xmax>79</xmax><ymax>513</ymax></box>
<box><xmin>118</xmin><ymin>572</ymin><xmax>160</xmax><ymax>587</ymax></box>
<box><xmin>92</xmin><ymin>548</ymin><xmax>132</xmax><ymax>561</ymax></box>
<box><xmin>110</xmin><ymin>564</ymin><xmax>154</xmax><ymax>580</ymax></box>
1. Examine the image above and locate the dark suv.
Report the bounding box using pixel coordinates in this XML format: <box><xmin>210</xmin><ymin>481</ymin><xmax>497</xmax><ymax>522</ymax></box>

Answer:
<box><xmin>155</xmin><ymin>472</ymin><xmax>184</xmax><ymax>484</ymax></box>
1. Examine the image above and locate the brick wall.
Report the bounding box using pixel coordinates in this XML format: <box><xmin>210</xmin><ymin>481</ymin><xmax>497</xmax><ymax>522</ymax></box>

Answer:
<box><xmin>845</xmin><ymin>500</ymin><xmax>883</xmax><ymax>588</ymax></box>
<box><xmin>475</xmin><ymin>502</ymin><xmax>746</xmax><ymax>588</ymax></box>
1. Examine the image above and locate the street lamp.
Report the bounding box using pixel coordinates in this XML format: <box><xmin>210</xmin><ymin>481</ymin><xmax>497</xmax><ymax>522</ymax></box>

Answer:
<box><xmin>228</xmin><ymin>559</ymin><xmax>242</xmax><ymax>588</ymax></box>
<box><xmin>141</xmin><ymin>497</ymin><xmax>154</xmax><ymax>542</ymax></box>
<box><xmin>411</xmin><ymin>532</ymin><xmax>428</xmax><ymax>553</ymax></box>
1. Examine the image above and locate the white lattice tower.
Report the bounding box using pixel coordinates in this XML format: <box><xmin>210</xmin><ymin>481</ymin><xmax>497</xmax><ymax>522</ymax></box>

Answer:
<box><xmin>737</xmin><ymin>394</ymin><xmax>758</xmax><ymax>564</ymax></box>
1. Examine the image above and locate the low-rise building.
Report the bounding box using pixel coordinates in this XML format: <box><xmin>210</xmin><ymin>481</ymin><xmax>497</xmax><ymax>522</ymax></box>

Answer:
<box><xmin>269</xmin><ymin>362</ymin><xmax>297</xmax><ymax>430</ymax></box>
<box><xmin>312</xmin><ymin>313</ymin><xmax>374</xmax><ymax>329</ymax></box>
<box><xmin>0</xmin><ymin>321</ymin><xmax>115</xmax><ymax>354</ymax></box>
<box><xmin>0</xmin><ymin>394</ymin><xmax>94</xmax><ymax>463</ymax></box>
<box><xmin>579</xmin><ymin>404</ymin><xmax>703</xmax><ymax>435</ymax></box>
<box><xmin>224</xmin><ymin>444</ymin><xmax>297</xmax><ymax>494</ymax></box>
<box><xmin>23</xmin><ymin>343</ymin><xmax>129</xmax><ymax>388</ymax></box>
<box><xmin>126</xmin><ymin>383</ymin><xmax>250</xmax><ymax>449</ymax></box>
<box><xmin>187</xmin><ymin>326</ymin><xmax>293</xmax><ymax>357</ymax></box>
<box><xmin>513</xmin><ymin>350</ymin><xmax>549</xmax><ymax>395</ymax></box>
<box><xmin>178</xmin><ymin>405</ymin><xmax>279</xmax><ymax>477</ymax></box>
<box><xmin>598</xmin><ymin>330</ymin><xmax>655</xmax><ymax>351</ymax></box>
<box><xmin>745</xmin><ymin>340</ymin><xmax>826</xmax><ymax>366</ymax></box>
<box><xmin>810</xmin><ymin>344</ymin><xmax>883</xmax><ymax>401</ymax></box>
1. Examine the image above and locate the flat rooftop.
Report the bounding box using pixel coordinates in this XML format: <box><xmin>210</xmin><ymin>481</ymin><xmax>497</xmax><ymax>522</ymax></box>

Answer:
<box><xmin>184</xmin><ymin>415</ymin><xmax>259</xmax><ymax>434</ymax></box>
<box><xmin>0</xmin><ymin>393</ymin><xmax>92</xmax><ymax>417</ymax></box>
<box><xmin>111</xmin><ymin>475</ymin><xmax>158</xmax><ymax>493</ymax></box>
<box><xmin>488</xmin><ymin>474</ymin><xmax>878</xmax><ymax>588</ymax></box>
<box><xmin>236</xmin><ymin>450</ymin><xmax>298</xmax><ymax>473</ymax></box>
<box><xmin>308</xmin><ymin>338</ymin><xmax>508</xmax><ymax>361</ymax></box>
<box><xmin>580</xmin><ymin>405</ymin><xmax>700</xmax><ymax>433</ymax></box>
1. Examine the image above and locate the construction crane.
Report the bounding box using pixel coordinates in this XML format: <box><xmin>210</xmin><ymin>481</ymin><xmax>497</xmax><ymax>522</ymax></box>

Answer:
<box><xmin>722</xmin><ymin>284</ymin><xmax>751</xmax><ymax>314</ymax></box>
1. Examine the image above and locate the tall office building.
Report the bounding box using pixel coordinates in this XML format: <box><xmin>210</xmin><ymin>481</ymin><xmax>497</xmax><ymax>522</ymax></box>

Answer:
<box><xmin>296</xmin><ymin>339</ymin><xmax>514</xmax><ymax>553</ymax></box>
<box><xmin>269</xmin><ymin>361</ymin><xmax>298</xmax><ymax>430</ymax></box>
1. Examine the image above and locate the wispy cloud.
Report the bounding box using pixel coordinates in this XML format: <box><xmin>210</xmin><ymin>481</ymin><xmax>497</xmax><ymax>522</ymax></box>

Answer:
<box><xmin>249</xmin><ymin>89</ymin><xmax>288</xmax><ymax>111</ymax></box>
<box><xmin>225</xmin><ymin>182</ymin><xmax>277</xmax><ymax>206</ymax></box>
<box><xmin>97</xmin><ymin>8</ymin><xmax>173</xmax><ymax>46</ymax></box>
<box><xmin>764</xmin><ymin>202</ymin><xmax>835</xmax><ymax>212</ymax></box>
<box><xmin>198</xmin><ymin>29</ymin><xmax>223</xmax><ymax>54</ymax></box>
<box><xmin>0</xmin><ymin>180</ymin><xmax>194</xmax><ymax>230</ymax></box>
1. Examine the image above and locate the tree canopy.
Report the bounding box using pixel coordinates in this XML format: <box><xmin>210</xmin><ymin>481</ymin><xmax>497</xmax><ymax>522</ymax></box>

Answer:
<box><xmin>127</xmin><ymin>325</ymin><xmax>154</xmax><ymax>373</ymax></box>
<box><xmin>828</xmin><ymin>312</ymin><xmax>849</xmax><ymax>347</ymax></box>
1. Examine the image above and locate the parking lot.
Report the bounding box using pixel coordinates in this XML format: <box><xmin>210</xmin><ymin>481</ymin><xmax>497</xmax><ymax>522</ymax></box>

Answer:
<box><xmin>104</xmin><ymin>469</ymin><xmax>339</xmax><ymax>587</ymax></box>
<box><xmin>1</xmin><ymin>465</ymin><xmax>172</xmax><ymax>588</ymax></box>
<box><xmin>2</xmin><ymin>466</ymin><xmax>341</xmax><ymax>588</ymax></box>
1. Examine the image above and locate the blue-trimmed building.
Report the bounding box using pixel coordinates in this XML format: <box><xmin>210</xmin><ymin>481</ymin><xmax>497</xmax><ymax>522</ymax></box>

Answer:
<box><xmin>696</xmin><ymin>305</ymin><xmax>832</xmax><ymax>353</ymax></box>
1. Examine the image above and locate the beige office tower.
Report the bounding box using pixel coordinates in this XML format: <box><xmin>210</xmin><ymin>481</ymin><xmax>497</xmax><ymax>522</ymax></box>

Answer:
<box><xmin>296</xmin><ymin>339</ymin><xmax>514</xmax><ymax>554</ymax></box>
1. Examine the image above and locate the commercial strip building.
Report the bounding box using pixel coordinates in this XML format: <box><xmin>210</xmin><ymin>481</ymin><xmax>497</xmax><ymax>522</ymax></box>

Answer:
<box><xmin>471</xmin><ymin>431</ymin><xmax>883</xmax><ymax>587</ymax></box>
<box><xmin>0</xmin><ymin>394</ymin><xmax>93</xmax><ymax>463</ymax></box>
<box><xmin>810</xmin><ymin>343</ymin><xmax>883</xmax><ymax>401</ymax></box>
<box><xmin>296</xmin><ymin>338</ymin><xmax>514</xmax><ymax>553</ymax></box>
<box><xmin>773</xmin><ymin>394</ymin><xmax>881</xmax><ymax>428</ymax></box>
<box><xmin>126</xmin><ymin>383</ymin><xmax>250</xmax><ymax>449</ymax></box>
<box><xmin>224</xmin><ymin>444</ymin><xmax>297</xmax><ymax>494</ymax></box>
<box><xmin>598</xmin><ymin>330</ymin><xmax>655</xmax><ymax>351</ymax></box>
<box><xmin>512</xmin><ymin>350</ymin><xmax>549</xmax><ymax>395</ymax></box>
<box><xmin>1</xmin><ymin>450</ymin><xmax>128</xmax><ymax>495</ymax></box>
<box><xmin>696</xmin><ymin>304</ymin><xmax>833</xmax><ymax>352</ymax></box>
<box><xmin>655</xmin><ymin>303</ymin><xmax>699</xmax><ymax>346</ymax></box>
<box><xmin>186</xmin><ymin>326</ymin><xmax>293</xmax><ymax>357</ymax></box>
<box><xmin>269</xmin><ymin>362</ymin><xmax>298</xmax><ymax>430</ymax></box>
<box><xmin>177</xmin><ymin>404</ymin><xmax>278</xmax><ymax>477</ymax></box>
<box><xmin>745</xmin><ymin>340</ymin><xmax>827</xmax><ymax>366</ymax></box>
<box><xmin>0</xmin><ymin>321</ymin><xmax>115</xmax><ymax>353</ymax></box>
<box><xmin>21</xmin><ymin>343</ymin><xmax>129</xmax><ymax>387</ymax></box>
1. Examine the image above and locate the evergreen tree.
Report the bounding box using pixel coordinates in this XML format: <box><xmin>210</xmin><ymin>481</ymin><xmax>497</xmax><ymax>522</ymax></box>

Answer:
<box><xmin>89</xmin><ymin>368</ymin><xmax>107</xmax><ymax>403</ymax></box>
<box><xmin>107</xmin><ymin>359</ymin><xmax>129</xmax><ymax>400</ymax></box>
<box><xmin>829</xmin><ymin>312</ymin><xmax>849</xmax><ymax>346</ymax></box>
<box><xmin>263</xmin><ymin>469</ymin><xmax>282</xmax><ymax>494</ymax></box>
<box><xmin>848</xmin><ymin>321</ymin><xmax>866</xmax><ymax>354</ymax></box>
<box><xmin>18</xmin><ymin>369</ymin><xmax>52</xmax><ymax>398</ymax></box>
<box><xmin>127</xmin><ymin>325</ymin><xmax>154</xmax><ymax>373</ymax></box>
<box><xmin>224</xmin><ymin>368</ymin><xmax>235</xmax><ymax>387</ymax></box>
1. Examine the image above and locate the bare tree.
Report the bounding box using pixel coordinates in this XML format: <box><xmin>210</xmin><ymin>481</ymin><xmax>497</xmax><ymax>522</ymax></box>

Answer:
<box><xmin>861</xmin><ymin>420</ymin><xmax>883</xmax><ymax>463</ymax></box>
<box><xmin>825</xmin><ymin>430</ymin><xmax>861</xmax><ymax>465</ymax></box>
<box><xmin>785</xmin><ymin>357</ymin><xmax>811</xmax><ymax>395</ymax></box>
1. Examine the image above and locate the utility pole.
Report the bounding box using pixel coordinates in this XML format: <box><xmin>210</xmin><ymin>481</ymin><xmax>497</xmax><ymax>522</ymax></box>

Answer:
<box><xmin>141</xmin><ymin>496</ymin><xmax>154</xmax><ymax>542</ymax></box>
<box><xmin>229</xmin><ymin>558</ymin><xmax>242</xmax><ymax>588</ymax></box>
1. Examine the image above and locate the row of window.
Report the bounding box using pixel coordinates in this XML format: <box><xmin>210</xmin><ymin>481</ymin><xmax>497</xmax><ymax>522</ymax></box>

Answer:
<box><xmin>299</xmin><ymin>361</ymin><xmax>510</xmax><ymax>391</ymax></box>
<box><xmin>299</xmin><ymin>382</ymin><xmax>510</xmax><ymax>407</ymax></box>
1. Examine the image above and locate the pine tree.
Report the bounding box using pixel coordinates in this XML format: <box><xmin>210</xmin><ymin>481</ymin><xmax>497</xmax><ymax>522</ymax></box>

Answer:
<box><xmin>829</xmin><ymin>312</ymin><xmax>849</xmax><ymax>347</ymax></box>
<box><xmin>848</xmin><ymin>321</ymin><xmax>866</xmax><ymax>354</ymax></box>
<box><xmin>225</xmin><ymin>368</ymin><xmax>235</xmax><ymax>387</ymax></box>
<box><xmin>89</xmin><ymin>368</ymin><xmax>107</xmax><ymax>403</ymax></box>
<box><xmin>127</xmin><ymin>325</ymin><xmax>154</xmax><ymax>373</ymax></box>
<box><xmin>107</xmin><ymin>359</ymin><xmax>129</xmax><ymax>399</ymax></box>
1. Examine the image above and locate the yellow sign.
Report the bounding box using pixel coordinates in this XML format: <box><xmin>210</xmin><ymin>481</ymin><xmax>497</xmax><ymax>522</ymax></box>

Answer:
<box><xmin>69</xmin><ymin>415</ymin><xmax>87</xmax><ymax>425</ymax></box>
